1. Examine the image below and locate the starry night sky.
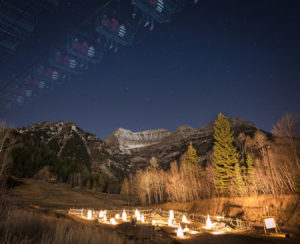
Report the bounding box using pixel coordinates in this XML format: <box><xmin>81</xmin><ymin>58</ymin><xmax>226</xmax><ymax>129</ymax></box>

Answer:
<box><xmin>1</xmin><ymin>0</ymin><xmax>300</xmax><ymax>138</ymax></box>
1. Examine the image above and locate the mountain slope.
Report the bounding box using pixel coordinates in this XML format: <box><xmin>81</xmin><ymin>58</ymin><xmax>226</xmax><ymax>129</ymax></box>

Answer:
<box><xmin>105</xmin><ymin>118</ymin><xmax>262</xmax><ymax>169</ymax></box>
<box><xmin>3</xmin><ymin>118</ymin><xmax>267</xmax><ymax>180</ymax></box>
<box><xmin>12</xmin><ymin>121</ymin><xmax>130</xmax><ymax>179</ymax></box>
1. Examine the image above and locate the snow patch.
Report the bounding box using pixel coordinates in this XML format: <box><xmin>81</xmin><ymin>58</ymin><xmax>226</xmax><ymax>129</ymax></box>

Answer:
<box><xmin>71</xmin><ymin>125</ymin><xmax>77</xmax><ymax>132</ymax></box>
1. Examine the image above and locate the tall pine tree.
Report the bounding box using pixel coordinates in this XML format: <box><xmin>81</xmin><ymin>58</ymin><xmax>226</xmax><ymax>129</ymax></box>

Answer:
<box><xmin>185</xmin><ymin>142</ymin><xmax>199</xmax><ymax>165</ymax></box>
<box><xmin>212</xmin><ymin>113</ymin><xmax>240</xmax><ymax>195</ymax></box>
<box><xmin>233</xmin><ymin>162</ymin><xmax>245</xmax><ymax>196</ymax></box>
<box><xmin>182</xmin><ymin>142</ymin><xmax>200</xmax><ymax>200</ymax></box>
<box><xmin>246</xmin><ymin>153</ymin><xmax>255</xmax><ymax>186</ymax></box>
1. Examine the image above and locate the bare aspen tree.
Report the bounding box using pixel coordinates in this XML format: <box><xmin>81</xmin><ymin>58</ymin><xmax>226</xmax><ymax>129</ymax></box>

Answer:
<box><xmin>0</xmin><ymin>121</ymin><xmax>9</xmax><ymax>187</ymax></box>
<box><xmin>272</xmin><ymin>112</ymin><xmax>300</xmax><ymax>168</ymax></box>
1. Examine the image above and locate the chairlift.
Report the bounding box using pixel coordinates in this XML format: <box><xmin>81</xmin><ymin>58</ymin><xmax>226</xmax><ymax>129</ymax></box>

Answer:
<box><xmin>95</xmin><ymin>6</ymin><xmax>137</xmax><ymax>50</ymax></box>
<box><xmin>131</xmin><ymin>0</ymin><xmax>184</xmax><ymax>24</ymax></box>
<box><xmin>50</xmin><ymin>47</ymin><xmax>85</xmax><ymax>75</ymax></box>
<box><xmin>33</xmin><ymin>63</ymin><xmax>65</xmax><ymax>90</ymax></box>
<box><xmin>66</xmin><ymin>30</ymin><xmax>104</xmax><ymax>64</ymax></box>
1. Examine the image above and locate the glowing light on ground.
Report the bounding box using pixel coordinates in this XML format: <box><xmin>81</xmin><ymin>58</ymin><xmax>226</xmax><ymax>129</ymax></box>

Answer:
<box><xmin>182</xmin><ymin>215</ymin><xmax>190</xmax><ymax>223</ymax></box>
<box><xmin>177</xmin><ymin>224</ymin><xmax>184</xmax><ymax>238</ymax></box>
<box><xmin>110</xmin><ymin>218</ymin><xmax>117</xmax><ymax>225</ymax></box>
<box><xmin>115</xmin><ymin>214</ymin><xmax>120</xmax><ymax>219</ymax></box>
<box><xmin>216</xmin><ymin>215</ymin><xmax>224</xmax><ymax>221</ymax></box>
<box><xmin>99</xmin><ymin>210</ymin><xmax>104</xmax><ymax>218</ymax></box>
<box><xmin>103</xmin><ymin>216</ymin><xmax>107</xmax><ymax>222</ymax></box>
<box><xmin>122</xmin><ymin>210</ymin><xmax>127</xmax><ymax>221</ymax></box>
<box><xmin>206</xmin><ymin>214</ymin><xmax>213</xmax><ymax>229</ymax></box>
<box><xmin>152</xmin><ymin>220</ymin><xmax>156</xmax><ymax>225</ymax></box>
<box><xmin>87</xmin><ymin>210</ymin><xmax>92</xmax><ymax>220</ymax></box>
<box><xmin>141</xmin><ymin>214</ymin><xmax>145</xmax><ymax>223</ymax></box>
<box><xmin>212</xmin><ymin>231</ymin><xmax>225</xmax><ymax>235</ymax></box>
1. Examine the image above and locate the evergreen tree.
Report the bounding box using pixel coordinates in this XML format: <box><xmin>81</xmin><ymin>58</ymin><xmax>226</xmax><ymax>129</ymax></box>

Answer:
<box><xmin>246</xmin><ymin>153</ymin><xmax>255</xmax><ymax>186</ymax></box>
<box><xmin>234</xmin><ymin>162</ymin><xmax>245</xmax><ymax>196</ymax></box>
<box><xmin>212</xmin><ymin>113</ymin><xmax>240</xmax><ymax>195</ymax></box>
<box><xmin>185</xmin><ymin>142</ymin><xmax>199</xmax><ymax>165</ymax></box>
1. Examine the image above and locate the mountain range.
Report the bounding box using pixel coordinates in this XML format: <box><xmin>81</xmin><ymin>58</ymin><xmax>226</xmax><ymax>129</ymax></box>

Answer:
<box><xmin>4</xmin><ymin>117</ymin><xmax>264</xmax><ymax>180</ymax></box>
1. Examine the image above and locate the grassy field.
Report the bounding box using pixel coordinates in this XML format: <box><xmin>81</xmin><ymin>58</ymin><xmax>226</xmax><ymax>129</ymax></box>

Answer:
<box><xmin>3</xmin><ymin>178</ymin><xmax>300</xmax><ymax>244</ymax></box>
<box><xmin>8</xmin><ymin>178</ymin><xmax>125</xmax><ymax>210</ymax></box>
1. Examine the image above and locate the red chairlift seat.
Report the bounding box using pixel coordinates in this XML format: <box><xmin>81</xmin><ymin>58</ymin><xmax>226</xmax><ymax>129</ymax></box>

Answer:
<box><xmin>49</xmin><ymin>48</ymin><xmax>83</xmax><ymax>75</ymax></box>
<box><xmin>66</xmin><ymin>31</ymin><xmax>104</xmax><ymax>64</ymax></box>
<box><xmin>95</xmin><ymin>11</ymin><xmax>137</xmax><ymax>47</ymax></box>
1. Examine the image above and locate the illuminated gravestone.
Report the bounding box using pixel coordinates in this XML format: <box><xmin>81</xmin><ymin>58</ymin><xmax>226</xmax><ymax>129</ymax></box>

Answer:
<box><xmin>168</xmin><ymin>210</ymin><xmax>174</xmax><ymax>226</ymax></box>
<box><xmin>110</xmin><ymin>218</ymin><xmax>117</xmax><ymax>225</ymax></box>
<box><xmin>177</xmin><ymin>223</ymin><xmax>184</xmax><ymax>238</ymax></box>
<box><xmin>141</xmin><ymin>214</ymin><xmax>145</xmax><ymax>223</ymax></box>
<box><xmin>206</xmin><ymin>214</ymin><xmax>213</xmax><ymax>229</ymax></box>
<box><xmin>182</xmin><ymin>215</ymin><xmax>190</xmax><ymax>223</ymax></box>
<box><xmin>183</xmin><ymin>225</ymin><xmax>189</xmax><ymax>232</ymax></box>
<box><xmin>135</xmin><ymin>209</ymin><xmax>141</xmax><ymax>221</ymax></box>
<box><xmin>122</xmin><ymin>210</ymin><xmax>127</xmax><ymax>221</ymax></box>
<box><xmin>87</xmin><ymin>210</ymin><xmax>92</xmax><ymax>220</ymax></box>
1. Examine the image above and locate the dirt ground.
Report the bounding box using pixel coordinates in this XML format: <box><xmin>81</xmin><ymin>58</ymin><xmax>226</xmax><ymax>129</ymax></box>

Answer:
<box><xmin>7</xmin><ymin>179</ymin><xmax>300</xmax><ymax>244</ymax></box>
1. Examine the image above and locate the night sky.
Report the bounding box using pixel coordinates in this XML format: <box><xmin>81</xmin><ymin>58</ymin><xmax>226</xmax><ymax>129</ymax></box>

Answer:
<box><xmin>1</xmin><ymin>0</ymin><xmax>300</xmax><ymax>138</ymax></box>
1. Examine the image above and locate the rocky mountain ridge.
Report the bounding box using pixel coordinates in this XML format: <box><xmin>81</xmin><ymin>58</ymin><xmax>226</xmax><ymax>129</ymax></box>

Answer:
<box><xmin>15</xmin><ymin>121</ymin><xmax>128</xmax><ymax>179</ymax></box>
<box><xmin>105</xmin><ymin>118</ymin><xmax>260</xmax><ymax>169</ymax></box>
<box><xmin>104</xmin><ymin>128</ymin><xmax>171</xmax><ymax>154</ymax></box>
<box><xmin>9</xmin><ymin>117</ymin><xmax>263</xmax><ymax>178</ymax></box>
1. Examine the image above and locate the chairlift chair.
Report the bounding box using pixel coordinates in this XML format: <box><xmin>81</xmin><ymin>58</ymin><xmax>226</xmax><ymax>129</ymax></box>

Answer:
<box><xmin>131</xmin><ymin>0</ymin><xmax>182</xmax><ymax>24</ymax></box>
<box><xmin>66</xmin><ymin>30</ymin><xmax>104</xmax><ymax>64</ymax></box>
<box><xmin>95</xmin><ymin>8</ymin><xmax>137</xmax><ymax>47</ymax></box>
<box><xmin>49</xmin><ymin>47</ymin><xmax>85</xmax><ymax>75</ymax></box>
<box><xmin>33</xmin><ymin>63</ymin><xmax>64</xmax><ymax>90</ymax></box>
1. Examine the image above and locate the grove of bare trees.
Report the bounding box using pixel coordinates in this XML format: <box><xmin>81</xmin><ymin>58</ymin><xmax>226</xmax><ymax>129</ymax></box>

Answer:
<box><xmin>121</xmin><ymin>113</ymin><xmax>300</xmax><ymax>205</ymax></box>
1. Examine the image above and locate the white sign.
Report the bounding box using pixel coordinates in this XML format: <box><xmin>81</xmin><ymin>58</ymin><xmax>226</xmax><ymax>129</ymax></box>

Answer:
<box><xmin>264</xmin><ymin>218</ymin><xmax>276</xmax><ymax>229</ymax></box>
